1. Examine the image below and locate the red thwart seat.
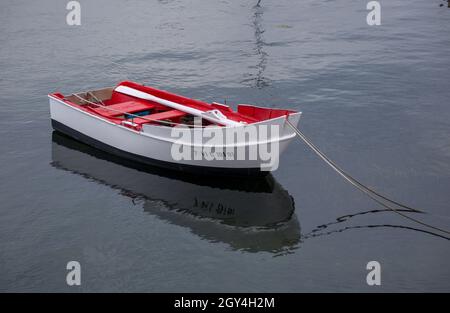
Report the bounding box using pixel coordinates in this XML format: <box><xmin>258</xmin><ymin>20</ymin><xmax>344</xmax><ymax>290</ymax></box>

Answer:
<box><xmin>130</xmin><ymin>109</ymin><xmax>187</xmax><ymax>125</ymax></box>
<box><xmin>91</xmin><ymin>101</ymin><xmax>155</xmax><ymax>117</ymax></box>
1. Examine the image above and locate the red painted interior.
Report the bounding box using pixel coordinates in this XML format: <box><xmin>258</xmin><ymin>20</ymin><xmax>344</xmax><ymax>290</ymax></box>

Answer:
<box><xmin>49</xmin><ymin>81</ymin><xmax>297</xmax><ymax>131</ymax></box>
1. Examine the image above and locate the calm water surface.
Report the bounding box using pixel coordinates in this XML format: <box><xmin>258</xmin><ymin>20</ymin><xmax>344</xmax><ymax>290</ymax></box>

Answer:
<box><xmin>0</xmin><ymin>0</ymin><xmax>449</xmax><ymax>292</ymax></box>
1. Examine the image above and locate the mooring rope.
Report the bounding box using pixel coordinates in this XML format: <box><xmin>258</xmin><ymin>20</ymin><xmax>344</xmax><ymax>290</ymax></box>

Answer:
<box><xmin>285</xmin><ymin>118</ymin><xmax>450</xmax><ymax>237</ymax></box>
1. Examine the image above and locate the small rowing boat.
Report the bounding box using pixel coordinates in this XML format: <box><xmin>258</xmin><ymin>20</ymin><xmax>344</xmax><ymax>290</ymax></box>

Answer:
<box><xmin>49</xmin><ymin>81</ymin><xmax>301</xmax><ymax>176</ymax></box>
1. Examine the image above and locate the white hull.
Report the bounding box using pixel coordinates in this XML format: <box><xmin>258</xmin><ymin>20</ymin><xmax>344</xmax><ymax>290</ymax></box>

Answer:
<box><xmin>49</xmin><ymin>95</ymin><xmax>301</xmax><ymax>174</ymax></box>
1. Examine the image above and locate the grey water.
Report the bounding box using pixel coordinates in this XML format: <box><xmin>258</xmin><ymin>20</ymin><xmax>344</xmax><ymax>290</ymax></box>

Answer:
<box><xmin>1</xmin><ymin>0</ymin><xmax>449</xmax><ymax>292</ymax></box>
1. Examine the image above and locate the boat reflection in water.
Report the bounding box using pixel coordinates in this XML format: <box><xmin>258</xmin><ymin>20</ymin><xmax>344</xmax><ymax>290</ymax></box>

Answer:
<box><xmin>51</xmin><ymin>132</ymin><xmax>301</xmax><ymax>254</ymax></box>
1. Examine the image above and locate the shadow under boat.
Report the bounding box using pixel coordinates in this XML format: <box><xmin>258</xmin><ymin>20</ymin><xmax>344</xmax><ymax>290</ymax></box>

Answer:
<box><xmin>50</xmin><ymin>131</ymin><xmax>301</xmax><ymax>254</ymax></box>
